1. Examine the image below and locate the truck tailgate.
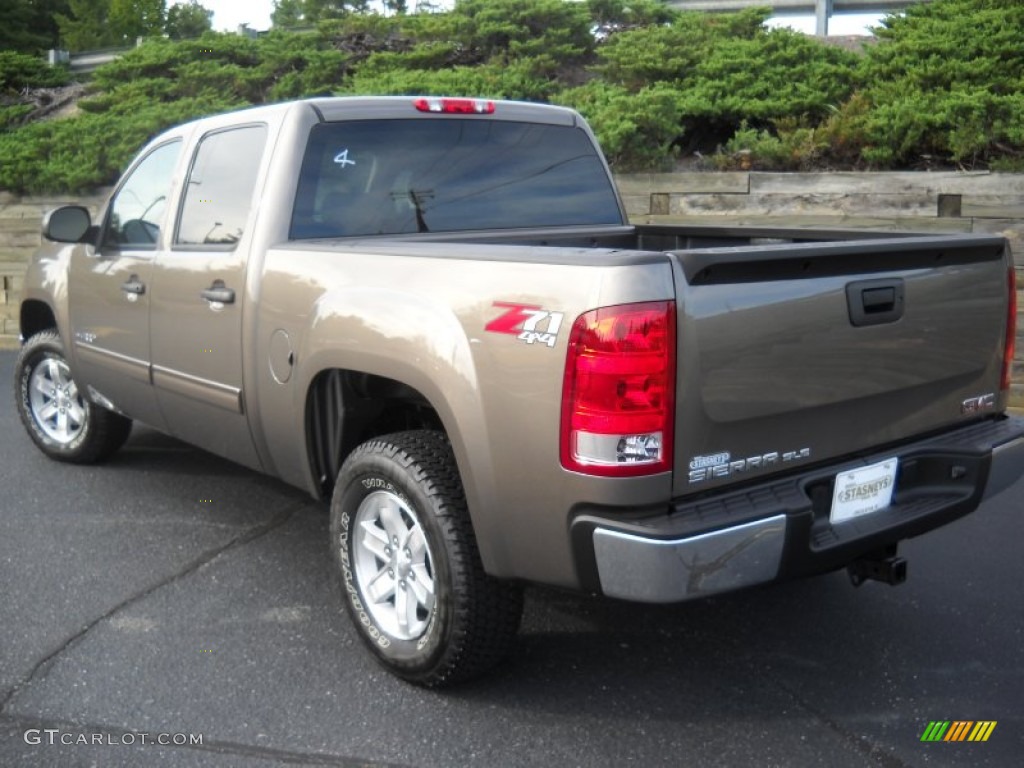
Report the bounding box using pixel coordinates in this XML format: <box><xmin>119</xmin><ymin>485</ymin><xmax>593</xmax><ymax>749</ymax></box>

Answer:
<box><xmin>670</xmin><ymin>235</ymin><xmax>1012</xmax><ymax>498</ymax></box>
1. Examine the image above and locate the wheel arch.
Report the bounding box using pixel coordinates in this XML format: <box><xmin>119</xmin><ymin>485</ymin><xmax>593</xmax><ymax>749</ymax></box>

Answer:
<box><xmin>278</xmin><ymin>285</ymin><xmax>509</xmax><ymax>577</ymax></box>
<box><xmin>304</xmin><ymin>368</ymin><xmax>444</xmax><ymax>499</ymax></box>
<box><xmin>19</xmin><ymin>299</ymin><xmax>58</xmax><ymax>341</ymax></box>
<box><xmin>300</xmin><ymin>359</ymin><xmax>509</xmax><ymax>579</ymax></box>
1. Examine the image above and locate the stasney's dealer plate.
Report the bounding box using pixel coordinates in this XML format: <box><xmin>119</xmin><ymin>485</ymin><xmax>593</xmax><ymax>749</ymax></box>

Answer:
<box><xmin>830</xmin><ymin>457</ymin><xmax>898</xmax><ymax>525</ymax></box>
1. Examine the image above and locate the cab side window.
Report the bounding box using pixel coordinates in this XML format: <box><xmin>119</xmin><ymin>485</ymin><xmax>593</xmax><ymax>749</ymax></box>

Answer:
<box><xmin>176</xmin><ymin>124</ymin><xmax>268</xmax><ymax>247</ymax></box>
<box><xmin>102</xmin><ymin>141</ymin><xmax>181</xmax><ymax>249</ymax></box>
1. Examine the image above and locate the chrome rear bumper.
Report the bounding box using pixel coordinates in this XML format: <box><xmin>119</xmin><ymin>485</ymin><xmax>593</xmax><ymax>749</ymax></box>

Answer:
<box><xmin>579</xmin><ymin>416</ymin><xmax>1024</xmax><ymax>604</ymax></box>
<box><xmin>594</xmin><ymin>515</ymin><xmax>786</xmax><ymax>602</ymax></box>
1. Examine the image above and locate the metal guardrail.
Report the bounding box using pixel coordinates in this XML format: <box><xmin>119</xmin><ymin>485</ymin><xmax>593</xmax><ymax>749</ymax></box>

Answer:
<box><xmin>46</xmin><ymin>25</ymin><xmax>260</xmax><ymax>74</ymax></box>
<box><xmin>68</xmin><ymin>48</ymin><xmax>135</xmax><ymax>73</ymax></box>
<box><xmin>48</xmin><ymin>44</ymin><xmax>135</xmax><ymax>74</ymax></box>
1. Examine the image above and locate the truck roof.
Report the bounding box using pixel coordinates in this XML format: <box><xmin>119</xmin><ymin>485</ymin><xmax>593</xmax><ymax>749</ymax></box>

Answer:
<box><xmin>308</xmin><ymin>96</ymin><xmax>581</xmax><ymax>126</ymax></box>
<box><xmin>149</xmin><ymin>96</ymin><xmax>582</xmax><ymax>145</ymax></box>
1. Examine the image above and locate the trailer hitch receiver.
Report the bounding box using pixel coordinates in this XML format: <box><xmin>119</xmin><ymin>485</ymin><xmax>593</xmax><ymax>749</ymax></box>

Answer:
<box><xmin>848</xmin><ymin>546</ymin><xmax>907</xmax><ymax>587</ymax></box>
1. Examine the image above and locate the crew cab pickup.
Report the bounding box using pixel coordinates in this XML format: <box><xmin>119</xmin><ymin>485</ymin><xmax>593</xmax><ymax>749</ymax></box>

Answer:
<box><xmin>15</xmin><ymin>97</ymin><xmax>1024</xmax><ymax>686</ymax></box>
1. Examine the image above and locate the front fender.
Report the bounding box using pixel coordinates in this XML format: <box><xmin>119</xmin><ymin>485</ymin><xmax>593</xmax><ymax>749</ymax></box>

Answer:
<box><xmin>19</xmin><ymin>243</ymin><xmax>73</xmax><ymax>350</ymax></box>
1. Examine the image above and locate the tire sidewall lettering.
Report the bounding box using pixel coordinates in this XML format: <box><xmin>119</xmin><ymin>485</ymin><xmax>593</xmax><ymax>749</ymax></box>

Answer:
<box><xmin>338</xmin><ymin>512</ymin><xmax>390</xmax><ymax>649</ymax></box>
<box><xmin>360</xmin><ymin>477</ymin><xmax>398</xmax><ymax>494</ymax></box>
<box><xmin>327</xmin><ymin>432</ymin><xmax>512</xmax><ymax>685</ymax></box>
<box><xmin>335</xmin><ymin>471</ymin><xmax>447</xmax><ymax>661</ymax></box>
<box><xmin>17</xmin><ymin>346</ymin><xmax>89</xmax><ymax>455</ymax></box>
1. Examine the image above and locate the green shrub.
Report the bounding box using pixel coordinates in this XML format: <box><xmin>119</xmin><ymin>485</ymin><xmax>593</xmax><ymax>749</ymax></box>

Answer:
<box><xmin>712</xmin><ymin>119</ymin><xmax>830</xmax><ymax>171</ymax></box>
<box><xmin>349</xmin><ymin>59</ymin><xmax>556</xmax><ymax>102</ymax></box>
<box><xmin>0</xmin><ymin>96</ymin><xmax>249</xmax><ymax>193</ymax></box>
<box><xmin>560</xmin><ymin>81</ymin><xmax>684</xmax><ymax>169</ymax></box>
<box><xmin>3</xmin><ymin>1</ymin><xmax>1024</xmax><ymax>193</ymax></box>
<box><xmin>0</xmin><ymin>51</ymin><xmax>69</xmax><ymax>94</ymax></box>
<box><xmin>592</xmin><ymin>11</ymin><xmax>859</xmax><ymax>164</ymax></box>
<box><xmin>678</xmin><ymin>29</ymin><xmax>858</xmax><ymax>124</ymax></box>
<box><xmin>829</xmin><ymin>0</ymin><xmax>1024</xmax><ymax>168</ymax></box>
<box><xmin>451</xmin><ymin>0</ymin><xmax>594</xmax><ymax>64</ymax></box>
<box><xmin>0</xmin><ymin>104</ymin><xmax>35</xmax><ymax>131</ymax></box>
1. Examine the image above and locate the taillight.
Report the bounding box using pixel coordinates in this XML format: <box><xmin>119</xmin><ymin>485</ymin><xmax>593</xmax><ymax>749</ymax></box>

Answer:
<box><xmin>413</xmin><ymin>98</ymin><xmax>495</xmax><ymax>114</ymax></box>
<box><xmin>561</xmin><ymin>301</ymin><xmax>675</xmax><ymax>476</ymax></box>
<box><xmin>1002</xmin><ymin>264</ymin><xmax>1017</xmax><ymax>391</ymax></box>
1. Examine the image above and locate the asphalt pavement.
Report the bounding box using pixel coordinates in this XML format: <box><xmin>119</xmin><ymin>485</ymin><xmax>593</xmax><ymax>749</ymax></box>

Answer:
<box><xmin>1</xmin><ymin>348</ymin><xmax>1022</xmax><ymax>767</ymax></box>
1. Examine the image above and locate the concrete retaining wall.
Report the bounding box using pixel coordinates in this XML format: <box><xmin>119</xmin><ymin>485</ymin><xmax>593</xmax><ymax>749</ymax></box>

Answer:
<box><xmin>2</xmin><ymin>172</ymin><xmax>1023</xmax><ymax>403</ymax></box>
<box><xmin>619</xmin><ymin>170</ymin><xmax>1024</xmax><ymax>251</ymax></box>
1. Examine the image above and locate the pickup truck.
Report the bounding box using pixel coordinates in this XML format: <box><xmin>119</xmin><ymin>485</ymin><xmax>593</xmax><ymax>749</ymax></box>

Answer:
<box><xmin>14</xmin><ymin>96</ymin><xmax>1024</xmax><ymax>686</ymax></box>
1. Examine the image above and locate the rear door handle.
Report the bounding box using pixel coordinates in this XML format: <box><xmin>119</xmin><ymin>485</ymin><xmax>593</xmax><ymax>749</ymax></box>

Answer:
<box><xmin>121</xmin><ymin>275</ymin><xmax>145</xmax><ymax>295</ymax></box>
<box><xmin>201</xmin><ymin>280</ymin><xmax>235</xmax><ymax>305</ymax></box>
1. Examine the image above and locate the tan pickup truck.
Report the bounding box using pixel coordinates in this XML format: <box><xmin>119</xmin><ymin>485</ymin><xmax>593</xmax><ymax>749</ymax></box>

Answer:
<box><xmin>14</xmin><ymin>97</ymin><xmax>1024</xmax><ymax>686</ymax></box>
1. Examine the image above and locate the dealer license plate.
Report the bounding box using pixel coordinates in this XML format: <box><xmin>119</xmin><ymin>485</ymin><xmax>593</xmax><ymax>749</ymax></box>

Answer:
<box><xmin>830</xmin><ymin>457</ymin><xmax>898</xmax><ymax>525</ymax></box>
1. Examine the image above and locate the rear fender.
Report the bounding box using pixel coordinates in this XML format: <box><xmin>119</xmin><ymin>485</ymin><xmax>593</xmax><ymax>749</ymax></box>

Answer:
<box><xmin>296</xmin><ymin>287</ymin><xmax>509</xmax><ymax>573</ymax></box>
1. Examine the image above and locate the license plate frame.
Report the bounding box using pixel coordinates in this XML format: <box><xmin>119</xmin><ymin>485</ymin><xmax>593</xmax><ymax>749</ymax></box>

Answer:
<box><xmin>830</xmin><ymin>457</ymin><xmax>898</xmax><ymax>525</ymax></box>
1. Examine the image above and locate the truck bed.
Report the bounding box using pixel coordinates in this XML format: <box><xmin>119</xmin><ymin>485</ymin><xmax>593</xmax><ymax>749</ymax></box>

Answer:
<box><xmin>312</xmin><ymin>222</ymin><xmax>1011</xmax><ymax>501</ymax></box>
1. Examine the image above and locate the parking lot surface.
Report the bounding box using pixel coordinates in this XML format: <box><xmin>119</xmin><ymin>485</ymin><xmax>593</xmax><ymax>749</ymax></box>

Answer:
<box><xmin>1</xmin><ymin>349</ymin><xmax>1021</xmax><ymax>767</ymax></box>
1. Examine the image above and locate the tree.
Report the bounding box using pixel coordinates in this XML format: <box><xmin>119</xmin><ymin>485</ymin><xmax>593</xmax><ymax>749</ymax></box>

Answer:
<box><xmin>0</xmin><ymin>0</ymin><xmax>52</xmax><ymax>53</ymax></box>
<box><xmin>272</xmin><ymin>0</ymin><xmax>306</xmax><ymax>27</ymax></box>
<box><xmin>56</xmin><ymin>0</ymin><xmax>117</xmax><ymax>50</ymax></box>
<box><xmin>165</xmin><ymin>0</ymin><xmax>213</xmax><ymax>39</ymax></box>
<box><xmin>109</xmin><ymin>0</ymin><xmax>167</xmax><ymax>43</ymax></box>
<box><xmin>271</xmin><ymin>0</ymin><xmax>372</xmax><ymax>27</ymax></box>
<box><xmin>313</xmin><ymin>0</ymin><xmax>371</xmax><ymax>17</ymax></box>
<box><xmin>30</xmin><ymin>0</ymin><xmax>75</xmax><ymax>51</ymax></box>
<box><xmin>0</xmin><ymin>1</ymin><xmax>41</xmax><ymax>53</ymax></box>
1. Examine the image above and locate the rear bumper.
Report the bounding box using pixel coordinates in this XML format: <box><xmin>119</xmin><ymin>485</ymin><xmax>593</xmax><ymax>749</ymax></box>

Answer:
<box><xmin>571</xmin><ymin>416</ymin><xmax>1024</xmax><ymax>603</ymax></box>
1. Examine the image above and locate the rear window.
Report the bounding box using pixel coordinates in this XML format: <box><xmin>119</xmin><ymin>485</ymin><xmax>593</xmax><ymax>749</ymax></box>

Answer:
<box><xmin>290</xmin><ymin>118</ymin><xmax>623</xmax><ymax>239</ymax></box>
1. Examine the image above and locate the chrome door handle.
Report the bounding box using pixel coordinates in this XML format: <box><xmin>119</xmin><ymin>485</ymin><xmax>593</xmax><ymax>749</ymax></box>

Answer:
<box><xmin>201</xmin><ymin>280</ymin><xmax>235</xmax><ymax>304</ymax></box>
<box><xmin>120</xmin><ymin>276</ymin><xmax>145</xmax><ymax>295</ymax></box>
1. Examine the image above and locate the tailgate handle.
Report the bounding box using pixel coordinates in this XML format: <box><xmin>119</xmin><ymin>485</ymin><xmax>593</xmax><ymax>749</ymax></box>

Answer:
<box><xmin>862</xmin><ymin>287</ymin><xmax>895</xmax><ymax>312</ymax></box>
<box><xmin>846</xmin><ymin>278</ymin><xmax>904</xmax><ymax>327</ymax></box>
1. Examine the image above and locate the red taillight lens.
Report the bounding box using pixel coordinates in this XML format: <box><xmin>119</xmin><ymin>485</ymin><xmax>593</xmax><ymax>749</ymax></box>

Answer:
<box><xmin>561</xmin><ymin>301</ymin><xmax>676</xmax><ymax>476</ymax></box>
<box><xmin>413</xmin><ymin>98</ymin><xmax>495</xmax><ymax>114</ymax></box>
<box><xmin>1002</xmin><ymin>264</ymin><xmax>1017</xmax><ymax>392</ymax></box>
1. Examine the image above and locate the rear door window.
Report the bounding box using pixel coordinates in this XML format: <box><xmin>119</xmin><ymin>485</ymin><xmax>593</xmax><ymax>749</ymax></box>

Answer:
<box><xmin>176</xmin><ymin>124</ymin><xmax>268</xmax><ymax>247</ymax></box>
<box><xmin>290</xmin><ymin>119</ymin><xmax>623</xmax><ymax>239</ymax></box>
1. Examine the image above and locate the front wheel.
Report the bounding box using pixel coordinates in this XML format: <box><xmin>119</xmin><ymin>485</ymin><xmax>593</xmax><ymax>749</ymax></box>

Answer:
<box><xmin>330</xmin><ymin>430</ymin><xmax>523</xmax><ymax>687</ymax></box>
<box><xmin>14</xmin><ymin>330</ymin><xmax>132</xmax><ymax>463</ymax></box>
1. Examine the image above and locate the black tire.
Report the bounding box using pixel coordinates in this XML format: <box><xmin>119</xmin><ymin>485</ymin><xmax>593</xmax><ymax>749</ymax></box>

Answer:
<box><xmin>330</xmin><ymin>430</ymin><xmax>523</xmax><ymax>687</ymax></box>
<box><xmin>14</xmin><ymin>330</ymin><xmax>132</xmax><ymax>464</ymax></box>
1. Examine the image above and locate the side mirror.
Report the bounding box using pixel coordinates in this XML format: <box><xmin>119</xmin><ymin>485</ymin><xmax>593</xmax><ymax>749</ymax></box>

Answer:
<box><xmin>43</xmin><ymin>205</ymin><xmax>92</xmax><ymax>243</ymax></box>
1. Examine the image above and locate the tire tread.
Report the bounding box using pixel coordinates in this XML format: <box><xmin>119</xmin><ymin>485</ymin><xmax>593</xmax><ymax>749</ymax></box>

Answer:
<box><xmin>14</xmin><ymin>330</ymin><xmax>132</xmax><ymax>464</ymax></box>
<box><xmin>336</xmin><ymin>430</ymin><xmax>523</xmax><ymax>687</ymax></box>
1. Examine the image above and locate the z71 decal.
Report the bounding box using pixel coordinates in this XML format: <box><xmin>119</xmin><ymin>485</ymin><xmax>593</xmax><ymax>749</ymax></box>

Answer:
<box><xmin>485</xmin><ymin>302</ymin><xmax>564</xmax><ymax>348</ymax></box>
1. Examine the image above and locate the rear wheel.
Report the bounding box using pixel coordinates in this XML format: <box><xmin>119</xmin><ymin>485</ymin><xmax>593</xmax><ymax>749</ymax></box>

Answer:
<box><xmin>14</xmin><ymin>330</ymin><xmax>132</xmax><ymax>463</ymax></box>
<box><xmin>330</xmin><ymin>430</ymin><xmax>523</xmax><ymax>687</ymax></box>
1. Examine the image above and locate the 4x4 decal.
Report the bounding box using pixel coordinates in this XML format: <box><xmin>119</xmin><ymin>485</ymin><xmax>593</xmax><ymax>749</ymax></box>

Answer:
<box><xmin>485</xmin><ymin>302</ymin><xmax>564</xmax><ymax>348</ymax></box>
